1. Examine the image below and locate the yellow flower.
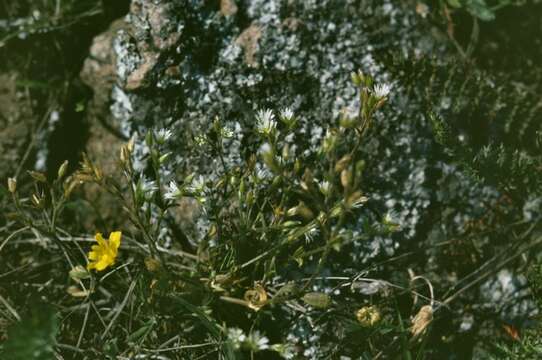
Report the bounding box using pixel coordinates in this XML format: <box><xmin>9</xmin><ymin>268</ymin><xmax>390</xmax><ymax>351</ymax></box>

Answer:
<box><xmin>87</xmin><ymin>232</ymin><xmax>122</xmax><ymax>271</ymax></box>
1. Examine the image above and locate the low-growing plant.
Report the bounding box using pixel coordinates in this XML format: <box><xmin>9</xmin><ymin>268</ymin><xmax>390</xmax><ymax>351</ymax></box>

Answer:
<box><xmin>0</xmin><ymin>73</ymin><xmax>443</xmax><ymax>359</ymax></box>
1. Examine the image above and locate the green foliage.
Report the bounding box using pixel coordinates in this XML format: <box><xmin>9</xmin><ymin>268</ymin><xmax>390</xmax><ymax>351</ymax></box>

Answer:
<box><xmin>491</xmin><ymin>329</ymin><xmax>542</xmax><ymax>359</ymax></box>
<box><xmin>1</xmin><ymin>306</ymin><xmax>59</xmax><ymax>360</ymax></box>
<box><xmin>444</xmin><ymin>0</ymin><xmax>527</xmax><ymax>21</ymax></box>
<box><xmin>1</xmin><ymin>75</ymin><xmax>424</xmax><ymax>358</ymax></box>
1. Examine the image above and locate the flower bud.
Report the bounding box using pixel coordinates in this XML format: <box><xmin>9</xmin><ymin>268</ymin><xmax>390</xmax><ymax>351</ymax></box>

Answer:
<box><xmin>120</xmin><ymin>145</ymin><xmax>130</xmax><ymax>163</ymax></box>
<box><xmin>159</xmin><ymin>152</ymin><xmax>171</xmax><ymax>164</ymax></box>
<box><xmin>340</xmin><ymin>169</ymin><xmax>352</xmax><ymax>190</ymax></box>
<box><xmin>31</xmin><ymin>193</ymin><xmax>43</xmax><ymax>208</ymax></box>
<box><xmin>57</xmin><ymin>160</ymin><xmax>69</xmax><ymax>180</ymax></box>
<box><xmin>335</xmin><ymin>155</ymin><xmax>351</xmax><ymax>173</ymax></box>
<box><xmin>127</xmin><ymin>136</ymin><xmax>135</xmax><ymax>153</ymax></box>
<box><xmin>351</xmin><ymin>71</ymin><xmax>362</xmax><ymax>87</ymax></box>
<box><xmin>145</xmin><ymin>130</ymin><xmax>154</xmax><ymax>147</ymax></box>
<box><xmin>346</xmin><ymin>191</ymin><xmax>369</xmax><ymax>209</ymax></box>
<box><xmin>322</xmin><ymin>130</ymin><xmax>338</xmax><ymax>154</ymax></box>
<box><xmin>69</xmin><ymin>265</ymin><xmax>91</xmax><ymax>281</ymax></box>
<box><xmin>260</xmin><ymin>144</ymin><xmax>281</xmax><ymax>173</ymax></box>
<box><xmin>67</xmin><ymin>285</ymin><xmax>90</xmax><ymax>298</ymax></box>
<box><xmin>411</xmin><ymin>305</ymin><xmax>433</xmax><ymax>337</ymax></box>
<box><xmin>7</xmin><ymin>177</ymin><xmax>16</xmax><ymax>193</ymax></box>
<box><xmin>28</xmin><ymin>170</ymin><xmax>47</xmax><ymax>183</ymax></box>
<box><xmin>287</xmin><ymin>202</ymin><xmax>315</xmax><ymax>221</ymax></box>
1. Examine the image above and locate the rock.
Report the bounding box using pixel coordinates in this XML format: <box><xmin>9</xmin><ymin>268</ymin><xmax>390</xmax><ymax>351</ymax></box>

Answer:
<box><xmin>0</xmin><ymin>72</ymin><xmax>32</xmax><ymax>180</ymax></box>
<box><xmin>80</xmin><ymin>19</ymin><xmax>130</xmax><ymax>128</ymax></box>
<box><xmin>125</xmin><ymin>51</ymin><xmax>159</xmax><ymax>91</ymax></box>
<box><xmin>75</xmin><ymin>0</ymin><xmax>542</xmax><ymax>355</ymax></box>
<box><xmin>220</xmin><ymin>0</ymin><xmax>238</xmax><ymax>17</ymax></box>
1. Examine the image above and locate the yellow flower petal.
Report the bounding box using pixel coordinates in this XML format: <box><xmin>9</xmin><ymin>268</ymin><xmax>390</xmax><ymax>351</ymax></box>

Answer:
<box><xmin>95</xmin><ymin>257</ymin><xmax>111</xmax><ymax>271</ymax></box>
<box><xmin>95</xmin><ymin>233</ymin><xmax>106</xmax><ymax>246</ymax></box>
<box><xmin>109</xmin><ymin>231</ymin><xmax>122</xmax><ymax>250</ymax></box>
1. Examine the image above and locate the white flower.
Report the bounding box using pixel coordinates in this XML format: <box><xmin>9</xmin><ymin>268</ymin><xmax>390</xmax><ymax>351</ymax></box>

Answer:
<box><xmin>227</xmin><ymin>328</ymin><xmax>246</xmax><ymax>350</ymax></box>
<box><xmin>350</xmin><ymin>194</ymin><xmax>369</xmax><ymax>208</ymax></box>
<box><xmin>155</xmin><ymin>128</ymin><xmax>173</xmax><ymax>143</ymax></box>
<box><xmin>373</xmin><ymin>83</ymin><xmax>391</xmax><ymax>98</ymax></box>
<box><xmin>256</xmin><ymin>109</ymin><xmax>276</xmax><ymax>135</ymax></box>
<box><xmin>255</xmin><ymin>165</ymin><xmax>271</xmax><ymax>181</ymax></box>
<box><xmin>134</xmin><ymin>176</ymin><xmax>158</xmax><ymax>202</ymax></box>
<box><xmin>280</xmin><ymin>107</ymin><xmax>294</xmax><ymax>121</ymax></box>
<box><xmin>164</xmin><ymin>180</ymin><xmax>181</xmax><ymax>200</ymax></box>
<box><xmin>271</xmin><ymin>343</ymin><xmax>296</xmax><ymax>359</ymax></box>
<box><xmin>244</xmin><ymin>331</ymin><xmax>269</xmax><ymax>351</ymax></box>
<box><xmin>186</xmin><ymin>175</ymin><xmax>206</xmax><ymax>194</ymax></box>
<box><xmin>319</xmin><ymin>180</ymin><xmax>331</xmax><ymax>196</ymax></box>
<box><xmin>383</xmin><ymin>211</ymin><xmax>401</xmax><ymax>231</ymax></box>
<box><xmin>305</xmin><ymin>225</ymin><xmax>320</xmax><ymax>243</ymax></box>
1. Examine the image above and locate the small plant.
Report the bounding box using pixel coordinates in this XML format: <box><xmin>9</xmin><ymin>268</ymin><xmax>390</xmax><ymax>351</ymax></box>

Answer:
<box><xmin>0</xmin><ymin>73</ymin><xmax>440</xmax><ymax>358</ymax></box>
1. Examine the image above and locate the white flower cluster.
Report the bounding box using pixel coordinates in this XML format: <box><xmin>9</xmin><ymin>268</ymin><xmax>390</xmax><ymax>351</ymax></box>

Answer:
<box><xmin>227</xmin><ymin>328</ymin><xmax>269</xmax><ymax>352</ymax></box>
<box><xmin>226</xmin><ymin>327</ymin><xmax>296</xmax><ymax>358</ymax></box>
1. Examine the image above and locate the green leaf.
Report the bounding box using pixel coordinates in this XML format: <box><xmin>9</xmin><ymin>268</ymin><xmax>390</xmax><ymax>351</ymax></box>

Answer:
<box><xmin>466</xmin><ymin>0</ymin><xmax>496</xmax><ymax>20</ymax></box>
<box><xmin>2</xmin><ymin>305</ymin><xmax>59</xmax><ymax>360</ymax></box>
<box><xmin>447</xmin><ymin>0</ymin><xmax>463</xmax><ymax>8</ymax></box>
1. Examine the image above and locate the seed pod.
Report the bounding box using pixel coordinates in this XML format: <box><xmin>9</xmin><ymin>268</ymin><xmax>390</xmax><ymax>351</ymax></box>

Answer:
<box><xmin>356</xmin><ymin>306</ymin><xmax>381</xmax><ymax>327</ymax></box>
<box><xmin>144</xmin><ymin>257</ymin><xmax>161</xmax><ymax>272</ymax></box>
<box><xmin>410</xmin><ymin>305</ymin><xmax>433</xmax><ymax>337</ymax></box>
<box><xmin>272</xmin><ymin>282</ymin><xmax>299</xmax><ymax>303</ymax></box>
<box><xmin>244</xmin><ymin>283</ymin><xmax>268</xmax><ymax>311</ymax></box>
<box><xmin>302</xmin><ymin>292</ymin><xmax>331</xmax><ymax>309</ymax></box>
